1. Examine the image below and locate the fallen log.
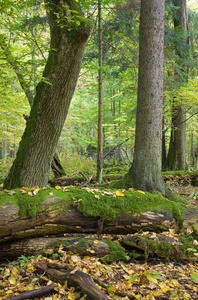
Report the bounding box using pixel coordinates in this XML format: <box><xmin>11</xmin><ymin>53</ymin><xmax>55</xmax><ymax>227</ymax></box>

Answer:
<box><xmin>35</xmin><ymin>260</ymin><xmax>109</xmax><ymax>300</ymax></box>
<box><xmin>0</xmin><ymin>194</ymin><xmax>178</xmax><ymax>244</ymax></box>
<box><xmin>0</xmin><ymin>236</ymin><xmax>110</xmax><ymax>261</ymax></box>
<box><xmin>1</xmin><ymin>186</ymin><xmax>195</xmax><ymax>260</ymax></box>
<box><xmin>122</xmin><ymin>232</ymin><xmax>198</xmax><ymax>261</ymax></box>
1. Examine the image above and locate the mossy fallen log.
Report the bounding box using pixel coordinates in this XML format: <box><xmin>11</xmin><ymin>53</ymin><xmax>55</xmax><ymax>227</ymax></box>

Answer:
<box><xmin>122</xmin><ymin>231</ymin><xmax>198</xmax><ymax>261</ymax></box>
<box><xmin>0</xmin><ymin>185</ymin><xmax>193</xmax><ymax>260</ymax></box>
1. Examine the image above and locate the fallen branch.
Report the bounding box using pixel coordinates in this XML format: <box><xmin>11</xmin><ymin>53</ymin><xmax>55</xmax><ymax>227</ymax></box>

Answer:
<box><xmin>6</xmin><ymin>284</ymin><xmax>57</xmax><ymax>300</ymax></box>
<box><xmin>81</xmin><ymin>174</ymin><xmax>94</xmax><ymax>187</ymax></box>
<box><xmin>35</xmin><ymin>260</ymin><xmax>109</xmax><ymax>300</ymax></box>
<box><xmin>103</xmin><ymin>138</ymin><xmax>130</xmax><ymax>159</ymax></box>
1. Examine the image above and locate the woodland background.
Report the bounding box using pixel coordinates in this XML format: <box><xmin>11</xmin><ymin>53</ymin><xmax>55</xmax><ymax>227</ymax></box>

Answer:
<box><xmin>0</xmin><ymin>0</ymin><xmax>197</xmax><ymax>182</ymax></box>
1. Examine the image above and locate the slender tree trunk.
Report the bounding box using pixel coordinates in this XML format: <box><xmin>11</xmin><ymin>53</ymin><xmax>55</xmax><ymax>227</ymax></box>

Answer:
<box><xmin>3</xmin><ymin>0</ymin><xmax>91</xmax><ymax>189</ymax></box>
<box><xmin>127</xmin><ymin>0</ymin><xmax>170</xmax><ymax>197</ymax></box>
<box><xmin>96</xmin><ymin>0</ymin><xmax>103</xmax><ymax>184</ymax></box>
<box><xmin>162</xmin><ymin>116</ymin><xmax>166</xmax><ymax>167</ymax></box>
<box><xmin>164</xmin><ymin>0</ymin><xmax>188</xmax><ymax>170</ymax></box>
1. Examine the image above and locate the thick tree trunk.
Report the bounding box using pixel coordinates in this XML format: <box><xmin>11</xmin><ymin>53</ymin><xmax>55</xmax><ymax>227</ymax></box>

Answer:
<box><xmin>127</xmin><ymin>0</ymin><xmax>170</xmax><ymax>197</ymax></box>
<box><xmin>164</xmin><ymin>0</ymin><xmax>188</xmax><ymax>170</ymax></box>
<box><xmin>3</xmin><ymin>0</ymin><xmax>91</xmax><ymax>189</ymax></box>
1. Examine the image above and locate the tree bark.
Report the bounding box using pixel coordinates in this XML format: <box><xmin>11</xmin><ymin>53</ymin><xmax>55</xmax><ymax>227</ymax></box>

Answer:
<box><xmin>127</xmin><ymin>0</ymin><xmax>170</xmax><ymax>197</ymax></box>
<box><xmin>96</xmin><ymin>0</ymin><xmax>103</xmax><ymax>184</ymax></box>
<box><xmin>164</xmin><ymin>0</ymin><xmax>188</xmax><ymax>171</ymax></box>
<box><xmin>3</xmin><ymin>0</ymin><xmax>91</xmax><ymax>189</ymax></box>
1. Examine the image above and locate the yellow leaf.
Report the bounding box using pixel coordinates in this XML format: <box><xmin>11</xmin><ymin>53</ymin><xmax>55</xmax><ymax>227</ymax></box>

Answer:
<box><xmin>55</xmin><ymin>186</ymin><xmax>61</xmax><ymax>190</ymax></box>
<box><xmin>68</xmin><ymin>292</ymin><xmax>75</xmax><ymax>300</ymax></box>
<box><xmin>22</xmin><ymin>187</ymin><xmax>29</xmax><ymax>190</ymax></box>
<box><xmin>107</xmin><ymin>286</ymin><xmax>116</xmax><ymax>296</ymax></box>
<box><xmin>9</xmin><ymin>277</ymin><xmax>16</xmax><ymax>285</ymax></box>
<box><xmin>129</xmin><ymin>188</ymin><xmax>134</xmax><ymax>191</ymax></box>
<box><xmin>169</xmin><ymin>229</ymin><xmax>175</xmax><ymax>235</ymax></box>
<box><xmin>116</xmin><ymin>190</ymin><xmax>124</xmax><ymax>197</ymax></box>
<box><xmin>86</xmin><ymin>248</ymin><xmax>95</xmax><ymax>253</ymax></box>
<box><xmin>94</xmin><ymin>240</ymin><xmax>98</xmax><ymax>244</ymax></box>
<box><xmin>187</xmin><ymin>226</ymin><xmax>193</xmax><ymax>234</ymax></box>
<box><xmin>137</xmin><ymin>190</ymin><xmax>145</xmax><ymax>194</ymax></box>
<box><xmin>3</xmin><ymin>189</ymin><xmax>8</xmax><ymax>192</ymax></box>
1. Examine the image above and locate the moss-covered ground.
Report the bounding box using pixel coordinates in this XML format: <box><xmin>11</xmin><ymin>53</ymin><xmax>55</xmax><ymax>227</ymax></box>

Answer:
<box><xmin>0</xmin><ymin>184</ymin><xmax>188</xmax><ymax>227</ymax></box>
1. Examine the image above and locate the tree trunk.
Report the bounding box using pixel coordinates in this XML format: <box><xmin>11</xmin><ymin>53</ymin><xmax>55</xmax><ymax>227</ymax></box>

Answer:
<box><xmin>128</xmin><ymin>0</ymin><xmax>170</xmax><ymax>197</ymax></box>
<box><xmin>164</xmin><ymin>0</ymin><xmax>188</xmax><ymax>171</ymax></box>
<box><xmin>96</xmin><ymin>0</ymin><xmax>103</xmax><ymax>184</ymax></box>
<box><xmin>3</xmin><ymin>0</ymin><xmax>91</xmax><ymax>189</ymax></box>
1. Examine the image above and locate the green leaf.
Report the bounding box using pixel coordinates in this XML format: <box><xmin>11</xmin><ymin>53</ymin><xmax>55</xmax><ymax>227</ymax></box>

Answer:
<box><xmin>191</xmin><ymin>273</ymin><xmax>198</xmax><ymax>282</ymax></box>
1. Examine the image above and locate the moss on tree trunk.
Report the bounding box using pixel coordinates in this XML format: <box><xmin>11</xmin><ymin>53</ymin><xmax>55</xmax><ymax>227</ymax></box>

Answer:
<box><xmin>3</xmin><ymin>0</ymin><xmax>91</xmax><ymax>189</ymax></box>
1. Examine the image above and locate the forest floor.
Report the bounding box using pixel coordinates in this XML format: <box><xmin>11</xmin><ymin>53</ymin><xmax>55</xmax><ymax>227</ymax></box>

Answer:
<box><xmin>0</xmin><ymin>181</ymin><xmax>198</xmax><ymax>300</ymax></box>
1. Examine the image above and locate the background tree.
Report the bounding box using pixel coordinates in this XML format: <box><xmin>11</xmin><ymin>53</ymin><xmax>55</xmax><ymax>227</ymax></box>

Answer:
<box><xmin>164</xmin><ymin>0</ymin><xmax>189</xmax><ymax>170</ymax></box>
<box><xmin>96</xmin><ymin>0</ymin><xmax>103</xmax><ymax>183</ymax></box>
<box><xmin>113</xmin><ymin>0</ymin><xmax>171</xmax><ymax>197</ymax></box>
<box><xmin>3</xmin><ymin>0</ymin><xmax>92</xmax><ymax>189</ymax></box>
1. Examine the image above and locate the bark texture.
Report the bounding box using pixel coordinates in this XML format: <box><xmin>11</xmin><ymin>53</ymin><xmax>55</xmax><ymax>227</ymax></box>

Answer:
<box><xmin>96</xmin><ymin>0</ymin><xmax>103</xmax><ymax>184</ymax></box>
<box><xmin>164</xmin><ymin>0</ymin><xmax>188</xmax><ymax>170</ymax></box>
<box><xmin>3</xmin><ymin>0</ymin><xmax>91</xmax><ymax>189</ymax></box>
<box><xmin>128</xmin><ymin>0</ymin><xmax>170</xmax><ymax>197</ymax></box>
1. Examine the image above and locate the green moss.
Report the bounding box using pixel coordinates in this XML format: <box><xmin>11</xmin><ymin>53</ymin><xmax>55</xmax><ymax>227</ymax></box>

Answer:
<box><xmin>101</xmin><ymin>239</ymin><xmax>129</xmax><ymax>263</ymax></box>
<box><xmin>75</xmin><ymin>187</ymin><xmax>185</xmax><ymax>226</ymax></box>
<box><xmin>17</xmin><ymin>189</ymin><xmax>48</xmax><ymax>218</ymax></box>
<box><xmin>0</xmin><ymin>186</ymin><xmax>186</xmax><ymax>226</ymax></box>
<box><xmin>146</xmin><ymin>238</ymin><xmax>174</xmax><ymax>258</ymax></box>
<box><xmin>162</xmin><ymin>171</ymin><xmax>198</xmax><ymax>176</ymax></box>
<box><xmin>109</xmin><ymin>172</ymin><xmax>133</xmax><ymax>190</ymax></box>
<box><xmin>179</xmin><ymin>236</ymin><xmax>198</xmax><ymax>256</ymax></box>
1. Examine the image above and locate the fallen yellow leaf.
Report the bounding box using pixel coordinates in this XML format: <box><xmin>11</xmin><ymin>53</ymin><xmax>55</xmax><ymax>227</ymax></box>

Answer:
<box><xmin>107</xmin><ymin>286</ymin><xmax>116</xmax><ymax>296</ymax></box>
<box><xmin>116</xmin><ymin>190</ymin><xmax>124</xmax><ymax>197</ymax></box>
<box><xmin>55</xmin><ymin>186</ymin><xmax>61</xmax><ymax>190</ymax></box>
<box><xmin>137</xmin><ymin>190</ymin><xmax>145</xmax><ymax>194</ymax></box>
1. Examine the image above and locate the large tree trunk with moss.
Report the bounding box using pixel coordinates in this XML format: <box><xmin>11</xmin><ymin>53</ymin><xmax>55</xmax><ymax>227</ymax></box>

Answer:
<box><xmin>164</xmin><ymin>0</ymin><xmax>188</xmax><ymax>171</ymax></box>
<box><xmin>3</xmin><ymin>0</ymin><xmax>91</xmax><ymax>189</ymax></box>
<box><xmin>125</xmin><ymin>0</ymin><xmax>170</xmax><ymax>197</ymax></box>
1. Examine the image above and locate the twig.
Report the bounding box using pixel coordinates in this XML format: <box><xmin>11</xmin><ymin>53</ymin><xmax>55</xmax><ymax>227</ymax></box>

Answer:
<box><xmin>81</xmin><ymin>175</ymin><xmax>94</xmax><ymax>187</ymax></box>
<box><xmin>103</xmin><ymin>137</ymin><xmax>130</xmax><ymax>159</ymax></box>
